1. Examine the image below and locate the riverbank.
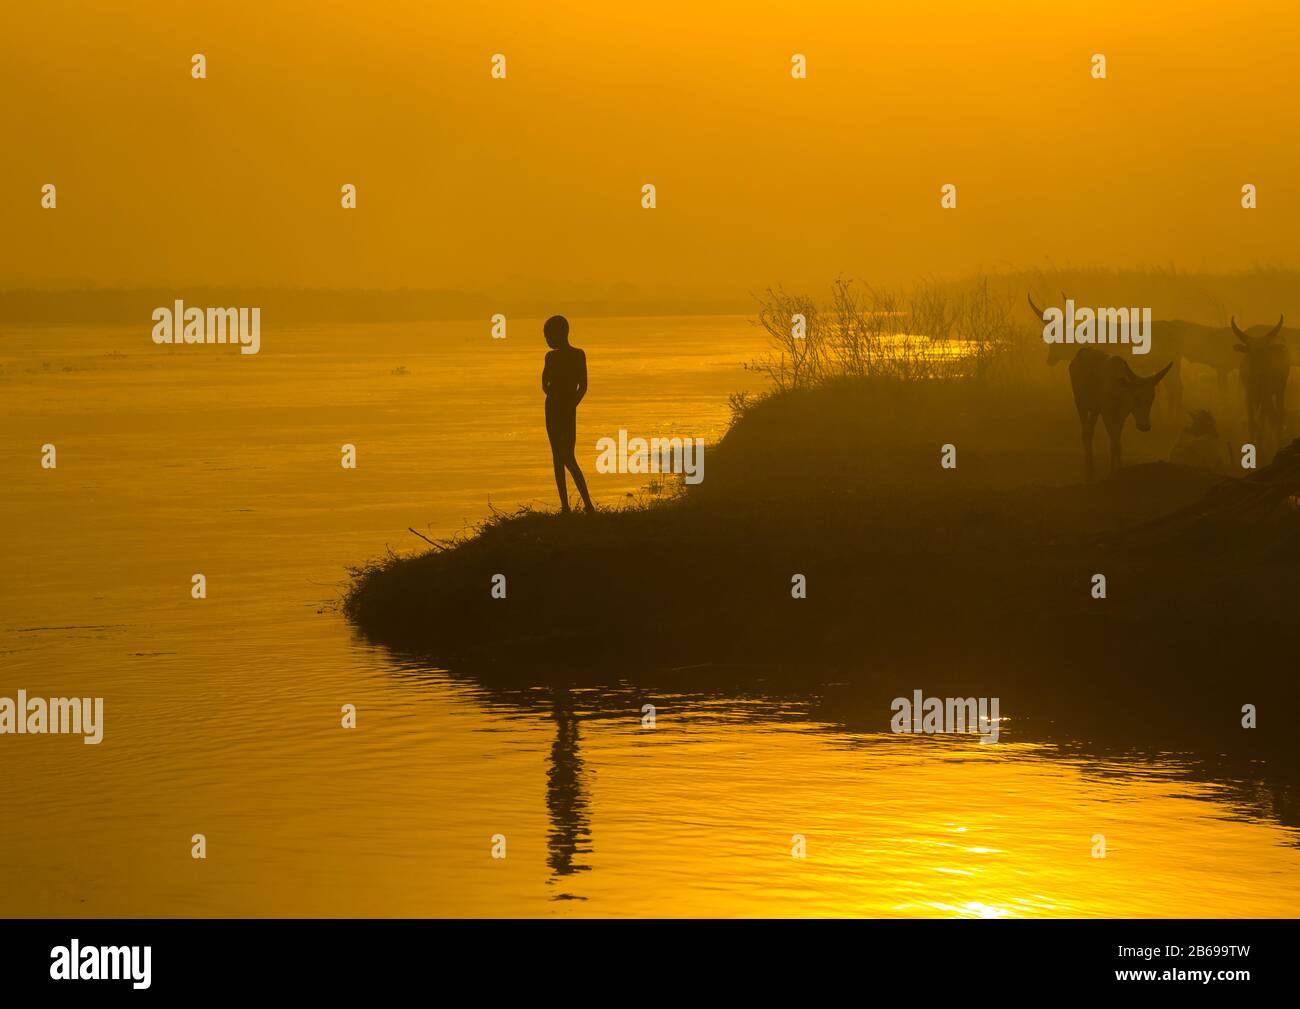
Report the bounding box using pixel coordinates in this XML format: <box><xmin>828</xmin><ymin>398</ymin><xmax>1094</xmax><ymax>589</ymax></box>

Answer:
<box><xmin>345</xmin><ymin>374</ymin><xmax>1300</xmax><ymax>739</ymax></box>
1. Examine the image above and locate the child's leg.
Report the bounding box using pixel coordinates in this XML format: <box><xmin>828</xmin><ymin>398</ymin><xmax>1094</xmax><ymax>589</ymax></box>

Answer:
<box><xmin>546</xmin><ymin>410</ymin><xmax>570</xmax><ymax>511</ymax></box>
<box><xmin>561</xmin><ymin>410</ymin><xmax>593</xmax><ymax>511</ymax></box>
<box><xmin>552</xmin><ymin>454</ymin><xmax>570</xmax><ymax>511</ymax></box>
<box><xmin>565</xmin><ymin>453</ymin><xmax>594</xmax><ymax>511</ymax></box>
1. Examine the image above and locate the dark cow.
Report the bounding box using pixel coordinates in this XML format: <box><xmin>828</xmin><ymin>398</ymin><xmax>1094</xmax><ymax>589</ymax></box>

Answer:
<box><xmin>1230</xmin><ymin>315</ymin><xmax>1289</xmax><ymax>453</ymax></box>
<box><xmin>1069</xmin><ymin>347</ymin><xmax>1173</xmax><ymax>481</ymax></box>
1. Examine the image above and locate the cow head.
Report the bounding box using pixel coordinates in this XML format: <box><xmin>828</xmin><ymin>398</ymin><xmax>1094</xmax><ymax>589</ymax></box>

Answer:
<box><xmin>1120</xmin><ymin>362</ymin><xmax>1174</xmax><ymax>431</ymax></box>
<box><xmin>1029</xmin><ymin>293</ymin><xmax>1072</xmax><ymax>365</ymax></box>
<box><xmin>1230</xmin><ymin>315</ymin><xmax>1285</xmax><ymax>373</ymax></box>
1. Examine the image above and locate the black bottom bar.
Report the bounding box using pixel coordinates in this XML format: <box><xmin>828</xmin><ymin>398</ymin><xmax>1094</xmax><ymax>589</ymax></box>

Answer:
<box><xmin>1</xmin><ymin>918</ymin><xmax>1292</xmax><ymax>995</ymax></box>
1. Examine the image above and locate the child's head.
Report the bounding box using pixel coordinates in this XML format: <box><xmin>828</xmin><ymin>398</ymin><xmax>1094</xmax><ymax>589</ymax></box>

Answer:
<box><xmin>544</xmin><ymin>315</ymin><xmax>570</xmax><ymax>349</ymax></box>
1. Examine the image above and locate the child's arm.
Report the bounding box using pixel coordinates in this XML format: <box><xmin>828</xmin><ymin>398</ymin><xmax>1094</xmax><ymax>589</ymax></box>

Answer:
<box><xmin>575</xmin><ymin>350</ymin><xmax>588</xmax><ymax>404</ymax></box>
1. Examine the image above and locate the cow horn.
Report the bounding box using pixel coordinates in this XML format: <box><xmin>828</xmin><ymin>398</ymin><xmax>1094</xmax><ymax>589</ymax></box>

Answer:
<box><xmin>1152</xmin><ymin>361</ymin><xmax>1173</xmax><ymax>383</ymax></box>
<box><xmin>1027</xmin><ymin>293</ymin><xmax>1046</xmax><ymax>321</ymax></box>
<box><xmin>1230</xmin><ymin>316</ymin><xmax>1248</xmax><ymax>341</ymax></box>
<box><xmin>1266</xmin><ymin>314</ymin><xmax>1285</xmax><ymax>341</ymax></box>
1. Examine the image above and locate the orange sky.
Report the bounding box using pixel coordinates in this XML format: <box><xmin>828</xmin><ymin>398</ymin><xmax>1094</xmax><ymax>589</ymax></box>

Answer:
<box><xmin>3</xmin><ymin>1</ymin><xmax>1298</xmax><ymax>303</ymax></box>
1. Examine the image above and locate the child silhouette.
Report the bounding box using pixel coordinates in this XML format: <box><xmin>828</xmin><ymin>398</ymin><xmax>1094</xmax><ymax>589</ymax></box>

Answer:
<box><xmin>541</xmin><ymin>315</ymin><xmax>595</xmax><ymax>514</ymax></box>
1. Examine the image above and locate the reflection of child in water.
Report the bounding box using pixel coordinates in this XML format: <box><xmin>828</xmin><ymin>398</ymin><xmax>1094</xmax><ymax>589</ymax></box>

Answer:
<box><xmin>541</xmin><ymin>315</ymin><xmax>595</xmax><ymax>514</ymax></box>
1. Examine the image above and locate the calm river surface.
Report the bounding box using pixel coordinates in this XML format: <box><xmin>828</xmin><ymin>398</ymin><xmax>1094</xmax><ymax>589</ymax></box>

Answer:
<box><xmin>2</xmin><ymin>317</ymin><xmax>1298</xmax><ymax>916</ymax></box>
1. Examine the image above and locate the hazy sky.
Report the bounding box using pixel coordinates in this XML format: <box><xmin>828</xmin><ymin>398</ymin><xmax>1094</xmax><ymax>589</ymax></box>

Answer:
<box><xmin>4</xmin><ymin>1</ymin><xmax>1298</xmax><ymax>301</ymax></box>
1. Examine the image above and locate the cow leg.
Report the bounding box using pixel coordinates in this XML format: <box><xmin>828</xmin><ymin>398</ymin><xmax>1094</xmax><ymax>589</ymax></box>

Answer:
<box><xmin>1103</xmin><ymin>414</ymin><xmax>1124</xmax><ymax>478</ymax></box>
<box><xmin>1162</xmin><ymin>359</ymin><xmax>1183</xmax><ymax>422</ymax></box>
<box><xmin>1080</xmin><ymin>410</ymin><xmax>1099</xmax><ymax>482</ymax></box>
<box><xmin>1247</xmin><ymin>403</ymin><xmax>1261</xmax><ymax>454</ymax></box>
<box><xmin>1268</xmin><ymin>394</ymin><xmax>1285</xmax><ymax>458</ymax></box>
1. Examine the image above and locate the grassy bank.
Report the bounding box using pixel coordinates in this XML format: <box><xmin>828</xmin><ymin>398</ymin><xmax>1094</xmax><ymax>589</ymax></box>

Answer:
<box><xmin>346</xmin><ymin>378</ymin><xmax>1297</xmax><ymax>666</ymax></box>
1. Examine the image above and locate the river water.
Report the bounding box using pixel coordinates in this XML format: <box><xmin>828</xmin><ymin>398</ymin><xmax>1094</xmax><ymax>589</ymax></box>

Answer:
<box><xmin>2</xmin><ymin>316</ymin><xmax>1297</xmax><ymax>916</ymax></box>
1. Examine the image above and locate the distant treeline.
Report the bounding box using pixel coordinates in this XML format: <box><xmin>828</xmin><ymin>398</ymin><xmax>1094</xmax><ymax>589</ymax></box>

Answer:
<box><xmin>979</xmin><ymin>265</ymin><xmax>1300</xmax><ymax>325</ymax></box>
<box><xmin>0</xmin><ymin>288</ymin><xmax>751</xmax><ymax>325</ymax></box>
<box><xmin>3</xmin><ymin>268</ymin><xmax>1295</xmax><ymax>325</ymax></box>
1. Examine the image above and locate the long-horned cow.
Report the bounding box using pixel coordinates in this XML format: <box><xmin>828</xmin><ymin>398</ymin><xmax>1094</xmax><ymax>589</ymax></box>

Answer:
<box><xmin>1028</xmin><ymin>292</ymin><xmax>1185</xmax><ymax>418</ymax></box>
<box><xmin>1230</xmin><ymin>315</ymin><xmax>1289</xmax><ymax>451</ymax></box>
<box><xmin>1069</xmin><ymin>347</ymin><xmax>1172</xmax><ymax>481</ymax></box>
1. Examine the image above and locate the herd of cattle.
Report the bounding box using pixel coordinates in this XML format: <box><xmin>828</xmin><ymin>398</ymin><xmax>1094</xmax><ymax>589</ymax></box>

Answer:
<box><xmin>1027</xmin><ymin>294</ymin><xmax>1294</xmax><ymax>480</ymax></box>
